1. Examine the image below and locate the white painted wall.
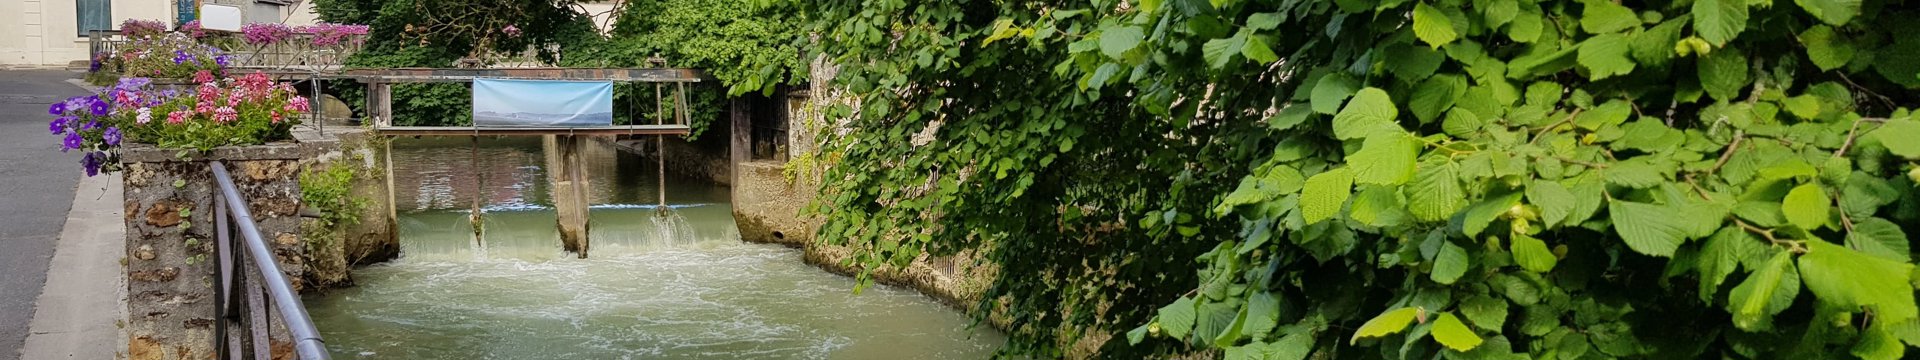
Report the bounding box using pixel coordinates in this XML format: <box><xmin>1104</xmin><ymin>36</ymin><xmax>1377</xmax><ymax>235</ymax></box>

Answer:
<box><xmin>281</xmin><ymin>0</ymin><xmax>320</xmax><ymax>26</ymax></box>
<box><xmin>1</xmin><ymin>0</ymin><xmax>174</xmax><ymax>66</ymax></box>
<box><xmin>0</xmin><ymin>0</ymin><xmax>319</xmax><ymax>66</ymax></box>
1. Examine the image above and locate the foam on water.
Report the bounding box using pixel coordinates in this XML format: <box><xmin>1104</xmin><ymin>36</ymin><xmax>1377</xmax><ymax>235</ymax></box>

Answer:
<box><xmin>307</xmin><ymin>137</ymin><xmax>1001</xmax><ymax>359</ymax></box>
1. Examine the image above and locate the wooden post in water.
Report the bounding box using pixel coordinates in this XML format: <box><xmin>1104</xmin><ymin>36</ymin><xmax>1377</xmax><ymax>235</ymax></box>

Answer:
<box><xmin>544</xmin><ymin>135</ymin><xmax>592</xmax><ymax>258</ymax></box>
<box><xmin>657</xmin><ymin>135</ymin><xmax>667</xmax><ymax>214</ymax></box>
<box><xmin>383</xmin><ymin>137</ymin><xmax>398</xmax><ymax>246</ymax></box>
<box><xmin>470</xmin><ymin>136</ymin><xmax>484</xmax><ymax>246</ymax></box>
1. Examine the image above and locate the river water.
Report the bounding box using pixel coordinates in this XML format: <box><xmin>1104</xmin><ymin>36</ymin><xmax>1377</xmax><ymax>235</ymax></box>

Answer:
<box><xmin>305</xmin><ymin>137</ymin><xmax>1003</xmax><ymax>359</ymax></box>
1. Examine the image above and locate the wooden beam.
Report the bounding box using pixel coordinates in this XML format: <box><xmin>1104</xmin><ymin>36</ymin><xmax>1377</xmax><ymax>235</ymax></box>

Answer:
<box><xmin>340</xmin><ymin>68</ymin><xmax>709</xmax><ymax>83</ymax></box>
<box><xmin>375</xmin><ymin>125</ymin><xmax>692</xmax><ymax>136</ymax></box>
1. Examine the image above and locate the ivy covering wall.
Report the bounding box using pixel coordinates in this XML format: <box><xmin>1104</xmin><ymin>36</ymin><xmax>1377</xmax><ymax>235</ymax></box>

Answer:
<box><xmin>794</xmin><ymin>0</ymin><xmax>1920</xmax><ymax>358</ymax></box>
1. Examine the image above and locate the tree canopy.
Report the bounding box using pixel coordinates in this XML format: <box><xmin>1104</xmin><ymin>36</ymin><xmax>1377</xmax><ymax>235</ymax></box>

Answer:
<box><xmin>792</xmin><ymin>0</ymin><xmax>1920</xmax><ymax>358</ymax></box>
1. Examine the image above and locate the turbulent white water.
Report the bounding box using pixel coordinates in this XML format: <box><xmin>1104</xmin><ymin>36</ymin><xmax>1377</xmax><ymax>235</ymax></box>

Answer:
<box><xmin>304</xmin><ymin>138</ymin><xmax>1002</xmax><ymax>359</ymax></box>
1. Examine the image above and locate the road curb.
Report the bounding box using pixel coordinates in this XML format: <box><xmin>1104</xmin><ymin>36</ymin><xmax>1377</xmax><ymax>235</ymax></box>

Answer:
<box><xmin>19</xmin><ymin>173</ymin><xmax>128</xmax><ymax>360</ymax></box>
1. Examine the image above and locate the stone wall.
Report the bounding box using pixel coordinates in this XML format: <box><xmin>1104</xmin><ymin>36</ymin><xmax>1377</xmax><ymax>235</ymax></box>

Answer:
<box><xmin>294</xmin><ymin>126</ymin><xmax>399</xmax><ymax>289</ymax></box>
<box><xmin>122</xmin><ymin>143</ymin><xmax>308</xmax><ymax>360</ymax></box>
<box><xmin>605</xmin><ymin>125</ymin><xmax>734</xmax><ymax>186</ymax></box>
<box><xmin>121</xmin><ymin>125</ymin><xmax>395</xmax><ymax>360</ymax></box>
<box><xmin>728</xmin><ymin>57</ymin><xmax>1001</xmax><ymax>317</ymax></box>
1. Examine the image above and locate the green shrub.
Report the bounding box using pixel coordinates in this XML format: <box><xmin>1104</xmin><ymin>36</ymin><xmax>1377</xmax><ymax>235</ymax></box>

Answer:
<box><xmin>798</xmin><ymin>0</ymin><xmax>1920</xmax><ymax>358</ymax></box>
<box><xmin>300</xmin><ymin>162</ymin><xmax>367</xmax><ymax>230</ymax></box>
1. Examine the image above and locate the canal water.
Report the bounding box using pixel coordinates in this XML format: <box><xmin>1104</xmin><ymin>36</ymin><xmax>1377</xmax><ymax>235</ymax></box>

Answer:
<box><xmin>305</xmin><ymin>137</ymin><xmax>1003</xmax><ymax>359</ymax></box>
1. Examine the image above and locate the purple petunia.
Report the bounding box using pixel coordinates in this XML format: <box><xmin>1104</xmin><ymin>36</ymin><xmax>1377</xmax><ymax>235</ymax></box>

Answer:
<box><xmin>48</xmin><ymin>102</ymin><xmax>66</xmax><ymax>116</ymax></box>
<box><xmin>88</xmin><ymin>98</ymin><xmax>109</xmax><ymax>116</ymax></box>
<box><xmin>102</xmin><ymin>127</ymin><xmax>121</xmax><ymax>146</ymax></box>
<box><xmin>61</xmin><ymin>132</ymin><xmax>81</xmax><ymax>152</ymax></box>
<box><xmin>80</xmin><ymin>152</ymin><xmax>102</xmax><ymax>177</ymax></box>
<box><xmin>115</xmin><ymin>77</ymin><xmax>151</xmax><ymax>91</ymax></box>
<box><xmin>215</xmin><ymin>54</ymin><xmax>231</xmax><ymax>68</ymax></box>
<box><xmin>82</xmin><ymin>119</ymin><xmax>99</xmax><ymax>131</ymax></box>
<box><xmin>48</xmin><ymin>116</ymin><xmax>71</xmax><ymax>135</ymax></box>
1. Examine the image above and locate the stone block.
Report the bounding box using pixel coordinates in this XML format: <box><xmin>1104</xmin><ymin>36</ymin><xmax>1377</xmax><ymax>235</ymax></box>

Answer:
<box><xmin>143</xmin><ymin>200</ymin><xmax>181</xmax><ymax>227</ymax></box>
<box><xmin>128</xmin><ymin>267</ymin><xmax>178</xmax><ymax>282</ymax></box>
<box><xmin>320</xmin><ymin>94</ymin><xmax>353</xmax><ymax>119</ymax></box>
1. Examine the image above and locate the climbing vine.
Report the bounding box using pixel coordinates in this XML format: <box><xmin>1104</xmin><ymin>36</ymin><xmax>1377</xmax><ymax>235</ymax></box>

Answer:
<box><xmin>796</xmin><ymin>0</ymin><xmax>1920</xmax><ymax>358</ymax></box>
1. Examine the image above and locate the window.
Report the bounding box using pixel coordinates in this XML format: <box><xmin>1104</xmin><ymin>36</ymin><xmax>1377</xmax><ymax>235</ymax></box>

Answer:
<box><xmin>76</xmin><ymin>0</ymin><xmax>112</xmax><ymax>37</ymax></box>
<box><xmin>175</xmin><ymin>0</ymin><xmax>196</xmax><ymax>24</ymax></box>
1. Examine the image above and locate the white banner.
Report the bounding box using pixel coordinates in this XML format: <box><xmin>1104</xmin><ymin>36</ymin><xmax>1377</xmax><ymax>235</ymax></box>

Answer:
<box><xmin>472</xmin><ymin>79</ymin><xmax>615</xmax><ymax>127</ymax></box>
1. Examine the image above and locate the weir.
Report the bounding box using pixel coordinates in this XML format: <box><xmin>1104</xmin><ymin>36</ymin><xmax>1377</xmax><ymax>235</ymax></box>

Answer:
<box><xmin>266</xmin><ymin>66</ymin><xmax>1006</xmax><ymax>359</ymax></box>
<box><xmin>352</xmin><ymin>67</ymin><xmax>701</xmax><ymax>258</ymax></box>
<box><xmin>305</xmin><ymin>138</ymin><xmax>1004</xmax><ymax>358</ymax></box>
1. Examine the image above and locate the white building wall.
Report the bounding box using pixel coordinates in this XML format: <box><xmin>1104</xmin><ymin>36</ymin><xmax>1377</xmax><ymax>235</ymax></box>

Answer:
<box><xmin>1</xmin><ymin>0</ymin><xmax>175</xmax><ymax>66</ymax></box>
<box><xmin>0</xmin><ymin>0</ymin><xmax>317</xmax><ymax>66</ymax></box>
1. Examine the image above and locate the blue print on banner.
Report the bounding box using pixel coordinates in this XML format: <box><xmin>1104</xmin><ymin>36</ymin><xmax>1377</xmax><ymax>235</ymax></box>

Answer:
<box><xmin>472</xmin><ymin>79</ymin><xmax>615</xmax><ymax>127</ymax></box>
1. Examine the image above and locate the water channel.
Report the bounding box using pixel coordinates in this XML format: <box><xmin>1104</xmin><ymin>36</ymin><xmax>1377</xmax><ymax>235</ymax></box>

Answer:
<box><xmin>305</xmin><ymin>137</ymin><xmax>1004</xmax><ymax>359</ymax></box>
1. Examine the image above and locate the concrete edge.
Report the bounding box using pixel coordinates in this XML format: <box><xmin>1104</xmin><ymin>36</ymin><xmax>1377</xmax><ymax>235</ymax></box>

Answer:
<box><xmin>65</xmin><ymin>78</ymin><xmax>99</xmax><ymax>92</ymax></box>
<box><xmin>19</xmin><ymin>173</ymin><xmax>129</xmax><ymax>360</ymax></box>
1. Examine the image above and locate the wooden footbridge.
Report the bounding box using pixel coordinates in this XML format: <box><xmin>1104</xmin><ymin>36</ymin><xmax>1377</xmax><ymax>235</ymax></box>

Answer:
<box><xmin>346</xmin><ymin>67</ymin><xmax>707</xmax><ymax>258</ymax></box>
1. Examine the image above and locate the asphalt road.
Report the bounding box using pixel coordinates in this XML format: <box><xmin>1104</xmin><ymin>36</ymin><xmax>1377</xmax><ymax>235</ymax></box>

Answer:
<box><xmin>0</xmin><ymin>70</ymin><xmax>87</xmax><ymax>360</ymax></box>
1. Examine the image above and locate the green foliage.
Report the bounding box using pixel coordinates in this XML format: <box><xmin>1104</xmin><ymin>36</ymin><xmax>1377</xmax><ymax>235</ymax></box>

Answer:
<box><xmin>568</xmin><ymin>0</ymin><xmax>806</xmax><ymax>139</ymax></box>
<box><xmin>299</xmin><ymin>162</ymin><xmax>367</xmax><ymax>230</ymax></box>
<box><xmin>315</xmin><ymin>0</ymin><xmax>600</xmax><ymax>127</ymax></box>
<box><xmin>109</xmin><ymin>33</ymin><xmax>226</xmax><ymax>80</ymax></box>
<box><xmin>795</xmin><ymin>0</ymin><xmax>1920</xmax><ymax>358</ymax></box>
<box><xmin>111</xmin><ymin>75</ymin><xmax>304</xmax><ymax>152</ymax></box>
<box><xmin>298</xmin><ymin>160</ymin><xmax>369</xmax><ymax>271</ymax></box>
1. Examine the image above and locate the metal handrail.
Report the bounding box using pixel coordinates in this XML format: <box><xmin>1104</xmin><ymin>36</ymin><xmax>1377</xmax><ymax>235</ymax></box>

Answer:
<box><xmin>210</xmin><ymin>162</ymin><xmax>330</xmax><ymax>360</ymax></box>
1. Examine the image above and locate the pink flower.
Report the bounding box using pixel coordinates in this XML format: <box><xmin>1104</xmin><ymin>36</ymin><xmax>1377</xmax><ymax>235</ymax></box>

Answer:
<box><xmin>503</xmin><ymin>25</ymin><xmax>522</xmax><ymax>38</ymax></box>
<box><xmin>135</xmin><ymin>107</ymin><xmax>152</xmax><ymax>124</ymax></box>
<box><xmin>114</xmin><ymin>91</ymin><xmax>136</xmax><ymax>108</ymax></box>
<box><xmin>270</xmin><ymin>111</ymin><xmax>283</xmax><ymax>123</ymax></box>
<box><xmin>167</xmin><ymin>110</ymin><xmax>188</xmax><ymax>124</ymax></box>
<box><xmin>119</xmin><ymin>19</ymin><xmax>167</xmax><ymax>38</ymax></box>
<box><xmin>286</xmin><ymin>96</ymin><xmax>310</xmax><ymax>113</ymax></box>
<box><xmin>193</xmin><ymin>70</ymin><xmax>215</xmax><ymax>84</ymax></box>
<box><xmin>196</xmin><ymin>101</ymin><xmax>214</xmax><ymax>114</ymax></box>
<box><xmin>213</xmin><ymin>106</ymin><xmax>237</xmax><ymax>123</ymax></box>
<box><xmin>240</xmin><ymin>23</ymin><xmax>295</xmax><ymax>46</ymax></box>
<box><xmin>197</xmin><ymin>83</ymin><xmax>219</xmax><ymax>102</ymax></box>
<box><xmin>300</xmin><ymin>23</ymin><xmax>370</xmax><ymax>47</ymax></box>
<box><xmin>181</xmin><ymin>20</ymin><xmax>208</xmax><ymax>39</ymax></box>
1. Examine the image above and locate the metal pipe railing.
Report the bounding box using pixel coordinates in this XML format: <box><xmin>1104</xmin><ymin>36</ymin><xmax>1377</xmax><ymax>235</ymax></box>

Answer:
<box><xmin>210</xmin><ymin>162</ymin><xmax>330</xmax><ymax>360</ymax></box>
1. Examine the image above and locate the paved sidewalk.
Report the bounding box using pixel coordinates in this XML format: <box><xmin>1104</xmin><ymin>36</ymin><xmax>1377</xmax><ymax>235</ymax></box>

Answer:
<box><xmin>0</xmin><ymin>70</ymin><xmax>89</xmax><ymax>360</ymax></box>
<box><xmin>19</xmin><ymin>174</ymin><xmax>127</xmax><ymax>360</ymax></box>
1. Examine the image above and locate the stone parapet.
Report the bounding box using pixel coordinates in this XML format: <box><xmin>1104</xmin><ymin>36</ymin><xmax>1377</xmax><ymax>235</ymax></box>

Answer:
<box><xmin>122</xmin><ymin>142</ymin><xmax>306</xmax><ymax>360</ymax></box>
<box><xmin>121</xmin><ymin>125</ymin><xmax>395</xmax><ymax>360</ymax></box>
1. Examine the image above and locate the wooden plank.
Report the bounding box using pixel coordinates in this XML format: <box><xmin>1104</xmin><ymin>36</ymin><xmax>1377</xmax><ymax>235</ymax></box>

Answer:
<box><xmin>375</xmin><ymin>125</ymin><xmax>691</xmax><ymax>136</ymax></box>
<box><xmin>340</xmin><ymin>68</ymin><xmax>709</xmax><ymax>83</ymax></box>
<box><xmin>729</xmin><ymin>98</ymin><xmax>750</xmax><ymax>188</ymax></box>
